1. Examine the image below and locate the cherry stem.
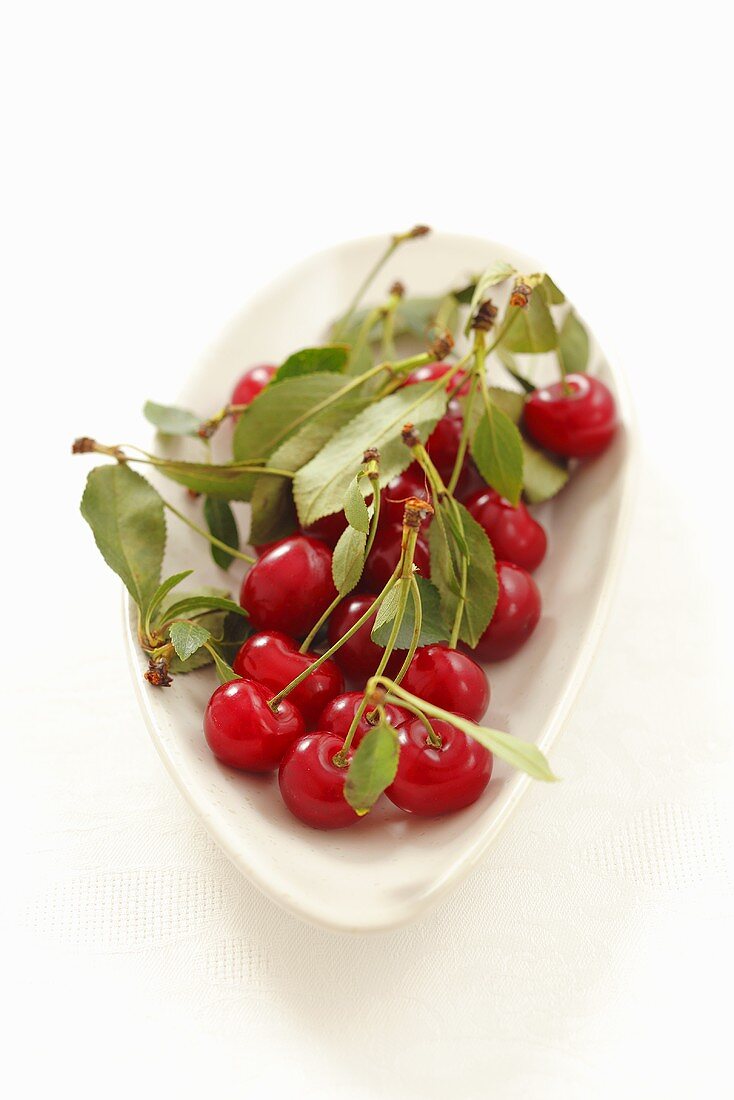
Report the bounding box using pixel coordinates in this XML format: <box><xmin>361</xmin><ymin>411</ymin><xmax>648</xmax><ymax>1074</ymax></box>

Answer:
<box><xmin>384</xmin><ymin>693</ymin><xmax>441</xmax><ymax>748</ymax></box>
<box><xmin>299</xmin><ymin>591</ymin><xmax>342</xmax><ymax>655</ymax></box>
<box><xmin>446</xmin><ymin>364</ymin><xmax>480</xmax><ymax>495</ymax></box>
<box><xmin>391</xmin><ymin>575</ymin><xmax>422</xmax><ymax>685</ymax></box>
<box><xmin>337</xmin><ymin>226</ymin><xmax>428</xmax><ymax>334</ymax></box>
<box><xmin>72</xmin><ymin>439</ymin><xmax>295</xmax><ymax>481</ymax></box>
<box><xmin>556</xmin><ymin>346</ymin><xmax>573</xmax><ymax>396</ymax></box>
<box><xmin>160</xmin><ymin>495</ymin><xmax>256</xmax><ymax>564</ymax></box>
<box><xmin>381</xmin><ymin>291</ymin><xmax>401</xmax><ymax>361</ymax></box>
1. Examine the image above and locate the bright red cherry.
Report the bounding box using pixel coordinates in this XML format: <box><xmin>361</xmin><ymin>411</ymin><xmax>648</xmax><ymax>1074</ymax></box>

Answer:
<box><xmin>473</xmin><ymin>561</ymin><xmax>541</xmax><ymax>661</ymax></box>
<box><xmin>240</xmin><ymin>535</ymin><xmax>337</xmax><ymax>636</ymax></box>
<box><xmin>231</xmin><ymin>363</ymin><xmax>277</xmax><ymax>408</ymax></box>
<box><xmin>402</xmin><ymin>361</ymin><xmax>470</xmax><ymax>396</ymax></box>
<box><xmin>426</xmin><ymin>398</ymin><xmax>463</xmax><ymax>480</ymax></box>
<box><xmin>204</xmin><ymin>678</ymin><xmax>304</xmax><ymax>771</ymax></box>
<box><xmin>318</xmin><ymin>691</ymin><xmax>410</xmax><ymax>746</ymax></box>
<box><xmin>233</xmin><ymin>631</ymin><xmax>343</xmax><ymax>727</ymax></box>
<box><xmin>302</xmin><ymin>510</ymin><xmax>349</xmax><ymax>548</ymax></box>
<box><xmin>326</xmin><ymin>594</ymin><xmax>403</xmax><ymax>681</ymax></box>
<box><xmin>524</xmin><ymin>374</ymin><xmax>617</xmax><ymax>458</ymax></box>
<box><xmin>386</xmin><ymin>718</ymin><xmax>492</xmax><ymax>815</ymax></box>
<box><xmin>279</xmin><ymin>732</ymin><xmax>360</xmax><ymax>829</ymax></box>
<box><xmin>465</xmin><ymin>488</ymin><xmax>547</xmax><ymax>572</ymax></box>
<box><xmin>382</xmin><ymin>463</ymin><xmax>432</xmax><ymax>527</ymax></box>
<box><xmin>402</xmin><ymin>644</ymin><xmax>489</xmax><ymax>723</ymax></box>
<box><xmin>363</xmin><ymin>522</ymin><xmax>430</xmax><ymax>592</ymax></box>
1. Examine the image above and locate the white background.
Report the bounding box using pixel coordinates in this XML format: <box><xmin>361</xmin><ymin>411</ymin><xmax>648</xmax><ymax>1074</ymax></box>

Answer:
<box><xmin>2</xmin><ymin>2</ymin><xmax>733</xmax><ymax>1097</ymax></box>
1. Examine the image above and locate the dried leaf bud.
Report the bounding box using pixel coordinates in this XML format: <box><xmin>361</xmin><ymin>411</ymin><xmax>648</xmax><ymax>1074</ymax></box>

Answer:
<box><xmin>389</xmin><ymin>280</ymin><xmax>405</xmax><ymax>299</ymax></box>
<box><xmin>71</xmin><ymin>436</ymin><xmax>97</xmax><ymax>454</ymax></box>
<box><xmin>144</xmin><ymin>657</ymin><xmax>173</xmax><ymax>688</ymax></box>
<box><xmin>363</xmin><ymin>447</ymin><xmax>380</xmax><ymax>464</ymax></box>
<box><xmin>401</xmin><ymin>423</ymin><xmax>421</xmax><ymax>448</ymax></box>
<box><xmin>403</xmin><ymin>496</ymin><xmax>434</xmax><ymax>529</ymax></box>
<box><xmin>429</xmin><ymin>330</ymin><xmax>454</xmax><ymax>361</ymax></box>
<box><xmin>510</xmin><ymin>281</ymin><xmax>533</xmax><ymax>309</ymax></box>
<box><xmin>408</xmin><ymin>225</ymin><xmax>431</xmax><ymax>239</ymax></box>
<box><xmin>471</xmin><ymin>299</ymin><xmax>498</xmax><ymax>332</ymax></box>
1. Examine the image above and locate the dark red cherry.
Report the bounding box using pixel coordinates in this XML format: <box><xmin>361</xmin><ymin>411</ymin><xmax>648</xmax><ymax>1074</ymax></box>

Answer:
<box><xmin>363</xmin><ymin>522</ymin><xmax>430</xmax><ymax>592</ymax></box>
<box><xmin>240</xmin><ymin>535</ymin><xmax>337</xmax><ymax>636</ymax></box>
<box><xmin>465</xmin><ymin>488</ymin><xmax>547</xmax><ymax>572</ymax></box>
<box><xmin>204</xmin><ymin>677</ymin><xmax>304</xmax><ymax>771</ymax></box>
<box><xmin>326</xmin><ymin>594</ymin><xmax>403</xmax><ymax>681</ymax></box>
<box><xmin>524</xmin><ymin>374</ymin><xmax>617</xmax><ymax>458</ymax></box>
<box><xmin>381</xmin><ymin>463</ymin><xmax>432</xmax><ymax>527</ymax></box>
<box><xmin>279</xmin><ymin>732</ymin><xmax>360</xmax><ymax>829</ymax></box>
<box><xmin>302</xmin><ymin>510</ymin><xmax>349</xmax><ymax>548</ymax></box>
<box><xmin>402</xmin><ymin>644</ymin><xmax>489</xmax><ymax>723</ymax></box>
<box><xmin>453</xmin><ymin>459</ymin><xmax>486</xmax><ymax>502</ymax></box>
<box><xmin>233</xmin><ymin>631</ymin><xmax>344</xmax><ymax>727</ymax></box>
<box><xmin>317</xmin><ymin>691</ymin><xmax>411</xmax><ymax>747</ymax></box>
<box><xmin>231</xmin><ymin>363</ymin><xmax>277</xmax><ymax>407</ymax></box>
<box><xmin>386</xmin><ymin>718</ymin><xmax>492</xmax><ymax>815</ymax></box>
<box><xmin>473</xmin><ymin>561</ymin><xmax>541</xmax><ymax>661</ymax></box>
<box><xmin>402</xmin><ymin>361</ymin><xmax>470</xmax><ymax>396</ymax></box>
<box><xmin>426</xmin><ymin>399</ymin><xmax>463</xmax><ymax>479</ymax></box>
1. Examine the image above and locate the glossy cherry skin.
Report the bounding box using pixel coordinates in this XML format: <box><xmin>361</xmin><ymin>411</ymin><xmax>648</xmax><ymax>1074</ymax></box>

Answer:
<box><xmin>465</xmin><ymin>488</ymin><xmax>547</xmax><ymax>572</ymax></box>
<box><xmin>363</xmin><ymin>522</ymin><xmax>430</xmax><ymax>592</ymax></box>
<box><xmin>279</xmin><ymin>732</ymin><xmax>360</xmax><ymax>829</ymax></box>
<box><xmin>386</xmin><ymin>718</ymin><xmax>493</xmax><ymax>816</ymax></box>
<box><xmin>402</xmin><ymin>644</ymin><xmax>489</xmax><ymax>723</ymax></box>
<box><xmin>524</xmin><ymin>374</ymin><xmax>617</xmax><ymax>458</ymax></box>
<box><xmin>204</xmin><ymin>678</ymin><xmax>304</xmax><ymax>772</ymax></box>
<box><xmin>233</xmin><ymin>631</ymin><xmax>344</xmax><ymax>727</ymax></box>
<box><xmin>426</xmin><ymin>398</ymin><xmax>464</xmax><ymax>480</ymax></box>
<box><xmin>318</xmin><ymin>691</ymin><xmax>411</xmax><ymax>747</ymax></box>
<box><xmin>326</xmin><ymin>594</ymin><xmax>403</xmax><ymax>681</ymax></box>
<box><xmin>473</xmin><ymin>561</ymin><xmax>541</xmax><ymax>661</ymax></box>
<box><xmin>240</xmin><ymin>535</ymin><xmax>337</xmax><ymax>636</ymax></box>
<box><xmin>231</xmin><ymin>363</ymin><xmax>277</xmax><ymax>407</ymax></box>
<box><xmin>382</xmin><ymin>463</ymin><xmax>432</xmax><ymax>527</ymax></box>
<box><xmin>302</xmin><ymin>510</ymin><xmax>349</xmax><ymax>548</ymax></box>
<box><xmin>402</xmin><ymin>361</ymin><xmax>470</xmax><ymax>397</ymax></box>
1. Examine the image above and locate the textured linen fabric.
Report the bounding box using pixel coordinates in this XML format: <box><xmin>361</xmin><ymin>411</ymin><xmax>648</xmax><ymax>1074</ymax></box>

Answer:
<box><xmin>8</xmin><ymin>455</ymin><xmax>732</xmax><ymax>1099</ymax></box>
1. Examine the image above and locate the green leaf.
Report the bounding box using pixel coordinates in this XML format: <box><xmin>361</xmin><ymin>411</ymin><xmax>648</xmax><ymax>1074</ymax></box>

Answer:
<box><xmin>495</xmin><ymin>346</ymin><xmax>536</xmax><ymax>393</ymax></box>
<box><xmin>344</xmin><ymin>720</ymin><xmax>400</xmax><ymax>815</ymax></box>
<box><xmin>203</xmin><ymin>497</ymin><xmax>239</xmax><ymax>569</ymax></box>
<box><xmin>335</xmin><ymin>296</ymin><xmax>457</xmax><ymax>348</ymax></box>
<box><xmin>452</xmin><ymin>280</ymin><xmax>477</xmax><ymax>305</ymax></box>
<box><xmin>502</xmin><ymin>291</ymin><xmax>558</xmax><ymax>354</ymax></box>
<box><xmin>80</xmin><ymin>464</ymin><xmax>165</xmax><ymax>611</ymax></box>
<box><xmin>274</xmin><ymin>346</ymin><xmax>349</xmax><ymax>383</ymax></box>
<box><xmin>521</xmin><ymin>440</ymin><xmax>569</xmax><ymax>503</ymax></box>
<box><xmin>464</xmin><ymin>261</ymin><xmax>516</xmax><ymax>334</ymax></box>
<box><xmin>428</xmin><ymin>502</ymin><xmax>498</xmax><ymax>647</ymax></box>
<box><xmin>232</xmin><ymin>373</ymin><xmax>361</xmax><ymax>464</ymax></box>
<box><xmin>332</xmin><ymin>526</ymin><xmax>367</xmax><ymax>595</ymax></box>
<box><xmin>370</xmin><ymin>576</ymin><xmax>447</xmax><ymax>649</ymax></box>
<box><xmin>538</xmin><ymin>274</ymin><xmax>565</xmax><ymax>305</ymax></box>
<box><xmin>144</xmin><ymin>570</ymin><xmax>193</xmax><ymax>631</ymax></box>
<box><xmin>472</xmin><ymin>402</ymin><xmax>525</xmax><ymax>505</ymax></box>
<box><xmin>453</xmin><ymin>714</ymin><xmax>557</xmax><ymax>781</ymax></box>
<box><xmin>216</xmin><ymin>610</ymin><xmax>253</xmax><ymax>664</ymax></box>
<box><xmin>488</xmin><ymin>386</ymin><xmax>525</xmax><ymax>423</ymax></box>
<box><xmin>248</xmin><ymin>476</ymin><xmax>297</xmax><ymax>546</ymax></box>
<box><xmin>149</xmin><ymin>457</ymin><xmax>267</xmax><ymax>501</ymax></box>
<box><xmin>558</xmin><ymin>310</ymin><xmax>589</xmax><ymax>374</ymax></box>
<box><xmin>293</xmin><ymin>381</ymin><xmax>448</xmax><ymax>526</ymax></box>
<box><xmin>168</xmin><ymin>620</ymin><xmax>212</xmax><ymax>662</ymax></box>
<box><xmin>343</xmin><ymin>477</ymin><xmax>370</xmax><ymax>532</ymax></box>
<box><xmin>160</xmin><ymin>594</ymin><xmax>248</xmax><ymax>625</ymax></box>
<box><xmin>143</xmin><ymin>401</ymin><xmax>201</xmax><ymax>436</ymax></box>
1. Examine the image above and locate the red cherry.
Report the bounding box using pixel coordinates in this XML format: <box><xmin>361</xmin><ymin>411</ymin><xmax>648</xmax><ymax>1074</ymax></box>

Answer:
<box><xmin>279</xmin><ymin>732</ymin><xmax>360</xmax><ymax>829</ymax></box>
<box><xmin>465</xmin><ymin>488</ymin><xmax>547</xmax><ymax>572</ymax></box>
<box><xmin>363</xmin><ymin>522</ymin><xmax>430</xmax><ymax>592</ymax></box>
<box><xmin>240</xmin><ymin>535</ymin><xmax>337</xmax><ymax>636</ymax></box>
<box><xmin>426</xmin><ymin>399</ymin><xmax>463</xmax><ymax>479</ymax></box>
<box><xmin>231</xmin><ymin>363</ymin><xmax>277</xmax><ymax>407</ymax></box>
<box><xmin>318</xmin><ymin>691</ymin><xmax>410</xmax><ymax>746</ymax></box>
<box><xmin>233</xmin><ymin>630</ymin><xmax>343</xmax><ymax>727</ymax></box>
<box><xmin>524</xmin><ymin>374</ymin><xmax>617</xmax><ymax>458</ymax></box>
<box><xmin>453</xmin><ymin>459</ymin><xmax>485</xmax><ymax>502</ymax></box>
<box><xmin>382</xmin><ymin>462</ymin><xmax>432</xmax><ymax>527</ymax></box>
<box><xmin>326</xmin><ymin>594</ymin><xmax>403</xmax><ymax>681</ymax></box>
<box><xmin>473</xmin><ymin>561</ymin><xmax>541</xmax><ymax>661</ymax></box>
<box><xmin>302</xmin><ymin>510</ymin><xmax>349</xmax><ymax>548</ymax></box>
<box><xmin>204</xmin><ymin>678</ymin><xmax>304</xmax><ymax>771</ymax></box>
<box><xmin>402</xmin><ymin>644</ymin><xmax>489</xmax><ymax>723</ymax></box>
<box><xmin>386</xmin><ymin>718</ymin><xmax>492</xmax><ymax>816</ymax></box>
<box><xmin>402</xmin><ymin>361</ymin><xmax>470</xmax><ymax>397</ymax></box>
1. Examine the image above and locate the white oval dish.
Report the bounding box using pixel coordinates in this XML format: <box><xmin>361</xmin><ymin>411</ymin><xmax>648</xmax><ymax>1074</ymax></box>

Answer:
<box><xmin>124</xmin><ymin>232</ymin><xmax>636</xmax><ymax>933</ymax></box>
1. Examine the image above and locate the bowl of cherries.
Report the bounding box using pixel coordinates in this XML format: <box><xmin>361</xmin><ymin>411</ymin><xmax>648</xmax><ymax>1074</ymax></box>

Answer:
<box><xmin>73</xmin><ymin>228</ymin><xmax>633</xmax><ymax>931</ymax></box>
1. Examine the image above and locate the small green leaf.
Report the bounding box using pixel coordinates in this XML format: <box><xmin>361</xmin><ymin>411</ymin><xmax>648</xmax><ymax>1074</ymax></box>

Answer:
<box><xmin>216</xmin><ymin>610</ymin><xmax>253</xmax><ymax>664</ymax></box>
<box><xmin>488</xmin><ymin>386</ymin><xmax>525</xmax><ymax>423</ymax></box>
<box><xmin>344</xmin><ymin>720</ymin><xmax>400</xmax><ymax>815</ymax></box>
<box><xmin>149</xmin><ymin>457</ymin><xmax>267</xmax><ymax>501</ymax></box>
<box><xmin>558</xmin><ymin>310</ymin><xmax>589</xmax><ymax>374</ymax></box>
<box><xmin>464</xmin><ymin>261</ymin><xmax>516</xmax><ymax>334</ymax></box>
<box><xmin>452</xmin><ymin>280</ymin><xmax>477</xmax><ymax>305</ymax></box>
<box><xmin>293</xmin><ymin>382</ymin><xmax>448</xmax><ymax>526</ymax></box>
<box><xmin>248</xmin><ymin>476</ymin><xmax>297</xmax><ymax>547</ymax></box>
<box><xmin>429</xmin><ymin>503</ymin><xmax>498</xmax><ymax>647</ymax></box>
<box><xmin>495</xmin><ymin>346</ymin><xmax>536</xmax><ymax>393</ymax></box>
<box><xmin>472</xmin><ymin>403</ymin><xmax>525</xmax><ymax>505</ymax></box>
<box><xmin>203</xmin><ymin>497</ymin><xmax>239</xmax><ymax>569</ymax></box>
<box><xmin>454</xmin><ymin>715</ymin><xmax>557</xmax><ymax>781</ymax></box>
<box><xmin>332</xmin><ymin>526</ymin><xmax>368</xmax><ymax>595</ymax></box>
<box><xmin>343</xmin><ymin>477</ymin><xmax>370</xmax><ymax>532</ymax></box>
<box><xmin>160</xmin><ymin>594</ymin><xmax>248</xmax><ymax>625</ymax></box>
<box><xmin>169</xmin><ymin>609</ymin><xmax>230</xmax><ymax>673</ymax></box>
<box><xmin>274</xmin><ymin>346</ymin><xmax>349</xmax><ymax>383</ymax></box>
<box><xmin>521</xmin><ymin>440</ymin><xmax>569</xmax><ymax>503</ymax></box>
<box><xmin>168</xmin><ymin>620</ymin><xmax>211</xmax><ymax>662</ymax></box>
<box><xmin>143</xmin><ymin>401</ymin><xmax>200</xmax><ymax>436</ymax></box>
<box><xmin>370</xmin><ymin>576</ymin><xmax>447</xmax><ymax>649</ymax></box>
<box><xmin>501</xmin><ymin>291</ymin><xmax>558</xmax><ymax>354</ymax></box>
<box><xmin>538</xmin><ymin>274</ymin><xmax>565</xmax><ymax>305</ymax></box>
<box><xmin>80</xmin><ymin>464</ymin><xmax>166</xmax><ymax>611</ymax></box>
<box><xmin>372</xmin><ymin>584</ymin><xmax>402</xmax><ymax>634</ymax></box>
<box><xmin>145</xmin><ymin>570</ymin><xmax>193</xmax><ymax>631</ymax></box>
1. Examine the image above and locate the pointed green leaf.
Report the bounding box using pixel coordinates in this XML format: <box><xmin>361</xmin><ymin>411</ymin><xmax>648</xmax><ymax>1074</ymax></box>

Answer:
<box><xmin>274</xmin><ymin>346</ymin><xmax>349</xmax><ymax>383</ymax></box>
<box><xmin>160</xmin><ymin>595</ymin><xmax>248</xmax><ymax>624</ymax></box>
<box><xmin>344</xmin><ymin>720</ymin><xmax>400</xmax><ymax>815</ymax></box>
<box><xmin>558</xmin><ymin>309</ymin><xmax>589</xmax><ymax>374</ymax></box>
<box><xmin>501</xmin><ymin>291</ymin><xmax>558</xmax><ymax>353</ymax></box>
<box><xmin>343</xmin><ymin>477</ymin><xmax>370</xmax><ymax>532</ymax></box>
<box><xmin>149</xmin><ymin>457</ymin><xmax>269</xmax><ymax>501</ymax></box>
<box><xmin>143</xmin><ymin>401</ymin><xmax>201</xmax><ymax>436</ymax></box>
<box><xmin>80</xmin><ymin>464</ymin><xmax>165</xmax><ymax>611</ymax></box>
<box><xmin>168</xmin><ymin>620</ymin><xmax>211</xmax><ymax>662</ymax></box>
<box><xmin>428</xmin><ymin>503</ymin><xmax>498</xmax><ymax>647</ymax></box>
<box><xmin>464</xmin><ymin>261</ymin><xmax>516</xmax><ymax>334</ymax></box>
<box><xmin>332</xmin><ymin>526</ymin><xmax>367</xmax><ymax>595</ymax></box>
<box><xmin>521</xmin><ymin>440</ymin><xmax>569</xmax><ymax>503</ymax></box>
<box><xmin>248</xmin><ymin>475</ymin><xmax>298</xmax><ymax>547</ymax></box>
<box><xmin>495</xmin><ymin>346</ymin><xmax>536</xmax><ymax>393</ymax></box>
<box><xmin>472</xmin><ymin>403</ymin><xmax>525</xmax><ymax>505</ymax></box>
<box><xmin>538</xmin><ymin>274</ymin><xmax>565</xmax><ymax>304</ymax></box>
<box><xmin>203</xmin><ymin>497</ymin><xmax>239</xmax><ymax>569</ymax></box>
<box><xmin>370</xmin><ymin>576</ymin><xmax>447</xmax><ymax>649</ymax></box>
